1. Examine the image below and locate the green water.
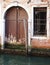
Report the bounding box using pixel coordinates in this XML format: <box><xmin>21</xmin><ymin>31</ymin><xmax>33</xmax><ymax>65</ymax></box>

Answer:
<box><xmin>0</xmin><ymin>54</ymin><xmax>50</xmax><ymax>65</ymax></box>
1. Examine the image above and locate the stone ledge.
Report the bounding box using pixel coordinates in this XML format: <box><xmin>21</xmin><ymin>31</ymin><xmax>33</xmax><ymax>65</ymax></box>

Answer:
<box><xmin>0</xmin><ymin>49</ymin><xmax>27</xmax><ymax>56</ymax></box>
<box><xmin>0</xmin><ymin>48</ymin><xmax>50</xmax><ymax>57</ymax></box>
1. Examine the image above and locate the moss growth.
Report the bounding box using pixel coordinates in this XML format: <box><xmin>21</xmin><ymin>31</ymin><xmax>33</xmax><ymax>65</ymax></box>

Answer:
<box><xmin>4</xmin><ymin>42</ymin><xmax>26</xmax><ymax>50</ymax></box>
<box><xmin>31</xmin><ymin>48</ymin><xmax>50</xmax><ymax>55</ymax></box>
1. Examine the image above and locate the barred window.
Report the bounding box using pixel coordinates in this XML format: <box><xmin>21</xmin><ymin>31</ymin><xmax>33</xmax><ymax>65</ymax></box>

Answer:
<box><xmin>34</xmin><ymin>7</ymin><xmax>47</xmax><ymax>36</ymax></box>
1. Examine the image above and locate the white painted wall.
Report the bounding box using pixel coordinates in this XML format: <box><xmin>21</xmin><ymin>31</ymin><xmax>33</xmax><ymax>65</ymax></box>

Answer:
<box><xmin>0</xmin><ymin>2</ymin><xmax>5</xmax><ymax>49</ymax></box>
<box><xmin>0</xmin><ymin>3</ymin><xmax>1</xmax><ymax>44</ymax></box>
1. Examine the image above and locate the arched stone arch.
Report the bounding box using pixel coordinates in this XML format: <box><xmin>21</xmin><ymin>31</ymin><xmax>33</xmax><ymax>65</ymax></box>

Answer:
<box><xmin>1</xmin><ymin>2</ymin><xmax>31</xmax><ymax>49</ymax></box>
<box><xmin>2</xmin><ymin>2</ymin><xmax>30</xmax><ymax>20</ymax></box>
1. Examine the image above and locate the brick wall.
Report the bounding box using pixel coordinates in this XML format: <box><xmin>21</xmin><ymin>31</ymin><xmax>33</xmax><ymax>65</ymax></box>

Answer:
<box><xmin>31</xmin><ymin>38</ymin><xmax>50</xmax><ymax>49</ymax></box>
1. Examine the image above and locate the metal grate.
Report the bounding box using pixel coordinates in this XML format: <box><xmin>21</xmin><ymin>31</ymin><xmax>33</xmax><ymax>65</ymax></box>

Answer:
<box><xmin>34</xmin><ymin>7</ymin><xmax>47</xmax><ymax>36</ymax></box>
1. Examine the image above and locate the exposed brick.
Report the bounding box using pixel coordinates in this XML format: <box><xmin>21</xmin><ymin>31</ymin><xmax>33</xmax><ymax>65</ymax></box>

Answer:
<box><xmin>31</xmin><ymin>39</ymin><xmax>50</xmax><ymax>49</ymax></box>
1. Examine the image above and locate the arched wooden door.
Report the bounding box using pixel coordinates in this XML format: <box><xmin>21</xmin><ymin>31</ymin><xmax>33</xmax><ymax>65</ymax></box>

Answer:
<box><xmin>5</xmin><ymin>6</ymin><xmax>28</xmax><ymax>44</ymax></box>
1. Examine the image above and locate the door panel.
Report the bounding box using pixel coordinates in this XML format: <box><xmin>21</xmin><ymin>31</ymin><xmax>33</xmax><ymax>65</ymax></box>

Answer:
<box><xmin>5</xmin><ymin>6</ymin><xmax>28</xmax><ymax>43</ymax></box>
<box><xmin>5</xmin><ymin>7</ymin><xmax>17</xmax><ymax>38</ymax></box>
<box><xmin>6</xmin><ymin>7</ymin><xmax>16</xmax><ymax>20</ymax></box>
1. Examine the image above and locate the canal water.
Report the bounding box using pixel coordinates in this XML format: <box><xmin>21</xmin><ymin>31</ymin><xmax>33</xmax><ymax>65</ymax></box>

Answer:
<box><xmin>0</xmin><ymin>54</ymin><xmax>50</xmax><ymax>65</ymax></box>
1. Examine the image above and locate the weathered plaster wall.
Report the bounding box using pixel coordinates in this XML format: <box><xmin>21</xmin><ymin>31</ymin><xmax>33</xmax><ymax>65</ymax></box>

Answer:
<box><xmin>0</xmin><ymin>0</ymin><xmax>50</xmax><ymax>49</ymax></box>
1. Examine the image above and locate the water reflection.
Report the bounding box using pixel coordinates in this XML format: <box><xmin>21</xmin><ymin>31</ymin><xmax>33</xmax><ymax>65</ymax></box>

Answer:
<box><xmin>0</xmin><ymin>54</ymin><xmax>50</xmax><ymax>65</ymax></box>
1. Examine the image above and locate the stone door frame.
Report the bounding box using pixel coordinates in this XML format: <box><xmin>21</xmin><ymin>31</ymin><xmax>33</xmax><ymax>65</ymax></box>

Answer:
<box><xmin>1</xmin><ymin>2</ymin><xmax>31</xmax><ymax>49</ymax></box>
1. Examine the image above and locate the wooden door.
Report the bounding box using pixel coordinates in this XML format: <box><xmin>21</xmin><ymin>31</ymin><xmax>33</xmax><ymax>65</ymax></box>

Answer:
<box><xmin>5</xmin><ymin>6</ymin><xmax>28</xmax><ymax>43</ymax></box>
